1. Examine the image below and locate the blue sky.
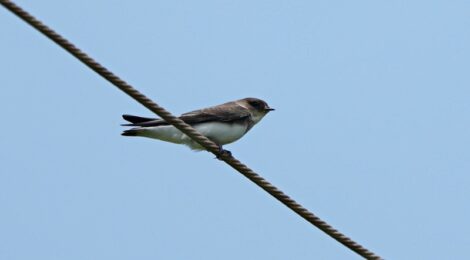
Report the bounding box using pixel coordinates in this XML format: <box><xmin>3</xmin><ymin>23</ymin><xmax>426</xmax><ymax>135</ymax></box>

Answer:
<box><xmin>1</xmin><ymin>0</ymin><xmax>469</xmax><ymax>259</ymax></box>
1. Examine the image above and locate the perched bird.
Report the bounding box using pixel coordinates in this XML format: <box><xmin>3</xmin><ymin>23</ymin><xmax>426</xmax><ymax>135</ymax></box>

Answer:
<box><xmin>121</xmin><ymin>97</ymin><xmax>274</xmax><ymax>152</ymax></box>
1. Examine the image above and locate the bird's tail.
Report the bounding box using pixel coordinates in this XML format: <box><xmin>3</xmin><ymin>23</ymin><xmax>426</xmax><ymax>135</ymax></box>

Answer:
<box><xmin>121</xmin><ymin>128</ymin><xmax>140</xmax><ymax>136</ymax></box>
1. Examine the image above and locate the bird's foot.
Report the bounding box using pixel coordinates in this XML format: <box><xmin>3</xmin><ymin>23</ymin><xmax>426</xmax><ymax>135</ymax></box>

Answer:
<box><xmin>215</xmin><ymin>146</ymin><xmax>232</xmax><ymax>160</ymax></box>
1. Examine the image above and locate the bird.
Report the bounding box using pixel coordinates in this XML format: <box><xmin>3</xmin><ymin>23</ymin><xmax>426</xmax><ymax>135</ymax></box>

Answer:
<box><xmin>121</xmin><ymin>97</ymin><xmax>274</xmax><ymax>153</ymax></box>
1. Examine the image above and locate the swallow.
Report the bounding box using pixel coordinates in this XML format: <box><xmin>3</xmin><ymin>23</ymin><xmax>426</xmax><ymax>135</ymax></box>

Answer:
<box><xmin>121</xmin><ymin>97</ymin><xmax>274</xmax><ymax>153</ymax></box>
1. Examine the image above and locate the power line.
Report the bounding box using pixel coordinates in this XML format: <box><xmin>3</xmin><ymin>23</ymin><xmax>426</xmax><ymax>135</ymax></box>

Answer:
<box><xmin>0</xmin><ymin>1</ymin><xmax>381</xmax><ymax>259</ymax></box>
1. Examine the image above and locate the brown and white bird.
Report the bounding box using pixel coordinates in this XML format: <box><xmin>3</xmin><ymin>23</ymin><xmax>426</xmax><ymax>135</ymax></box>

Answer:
<box><xmin>121</xmin><ymin>97</ymin><xmax>274</xmax><ymax>151</ymax></box>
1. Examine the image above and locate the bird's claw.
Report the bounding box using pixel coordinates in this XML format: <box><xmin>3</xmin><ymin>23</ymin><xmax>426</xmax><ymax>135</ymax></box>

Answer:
<box><xmin>215</xmin><ymin>146</ymin><xmax>232</xmax><ymax>160</ymax></box>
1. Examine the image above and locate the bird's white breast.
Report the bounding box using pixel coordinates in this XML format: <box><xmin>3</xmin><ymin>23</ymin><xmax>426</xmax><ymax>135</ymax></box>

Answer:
<box><xmin>192</xmin><ymin>122</ymin><xmax>247</xmax><ymax>145</ymax></box>
<box><xmin>141</xmin><ymin>122</ymin><xmax>248</xmax><ymax>150</ymax></box>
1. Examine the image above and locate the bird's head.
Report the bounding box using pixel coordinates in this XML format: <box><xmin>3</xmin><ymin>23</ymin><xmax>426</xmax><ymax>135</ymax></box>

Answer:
<box><xmin>238</xmin><ymin>97</ymin><xmax>274</xmax><ymax>123</ymax></box>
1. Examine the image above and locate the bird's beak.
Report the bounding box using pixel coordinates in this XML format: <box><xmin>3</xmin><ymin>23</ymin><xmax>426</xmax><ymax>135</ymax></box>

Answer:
<box><xmin>265</xmin><ymin>107</ymin><xmax>275</xmax><ymax>111</ymax></box>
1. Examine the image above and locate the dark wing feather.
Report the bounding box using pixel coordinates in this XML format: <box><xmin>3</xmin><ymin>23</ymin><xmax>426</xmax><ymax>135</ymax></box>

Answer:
<box><xmin>122</xmin><ymin>114</ymin><xmax>157</xmax><ymax>124</ymax></box>
<box><xmin>123</xmin><ymin>102</ymin><xmax>251</xmax><ymax>127</ymax></box>
<box><xmin>179</xmin><ymin>102</ymin><xmax>251</xmax><ymax>124</ymax></box>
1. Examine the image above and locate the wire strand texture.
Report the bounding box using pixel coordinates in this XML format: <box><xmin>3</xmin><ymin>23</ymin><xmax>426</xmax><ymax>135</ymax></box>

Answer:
<box><xmin>0</xmin><ymin>1</ymin><xmax>381</xmax><ymax>259</ymax></box>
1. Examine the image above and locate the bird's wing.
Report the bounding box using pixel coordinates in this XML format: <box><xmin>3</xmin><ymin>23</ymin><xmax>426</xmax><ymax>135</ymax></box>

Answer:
<box><xmin>122</xmin><ymin>114</ymin><xmax>157</xmax><ymax>124</ymax></box>
<box><xmin>122</xmin><ymin>102</ymin><xmax>251</xmax><ymax>127</ymax></box>
<box><xmin>180</xmin><ymin>102</ymin><xmax>251</xmax><ymax>124</ymax></box>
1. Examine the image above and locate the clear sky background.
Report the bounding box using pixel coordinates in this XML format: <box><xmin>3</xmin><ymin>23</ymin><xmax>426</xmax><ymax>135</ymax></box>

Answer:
<box><xmin>1</xmin><ymin>1</ymin><xmax>469</xmax><ymax>259</ymax></box>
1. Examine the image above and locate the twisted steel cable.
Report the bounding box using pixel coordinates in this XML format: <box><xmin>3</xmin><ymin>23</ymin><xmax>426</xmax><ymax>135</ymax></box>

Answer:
<box><xmin>0</xmin><ymin>1</ymin><xmax>381</xmax><ymax>259</ymax></box>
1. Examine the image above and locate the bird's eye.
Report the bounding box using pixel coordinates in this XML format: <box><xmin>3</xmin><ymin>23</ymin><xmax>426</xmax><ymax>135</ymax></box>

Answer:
<box><xmin>249</xmin><ymin>100</ymin><xmax>262</xmax><ymax>109</ymax></box>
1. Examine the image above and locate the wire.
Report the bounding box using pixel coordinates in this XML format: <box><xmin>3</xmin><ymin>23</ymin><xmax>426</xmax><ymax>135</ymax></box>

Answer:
<box><xmin>0</xmin><ymin>1</ymin><xmax>381</xmax><ymax>259</ymax></box>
